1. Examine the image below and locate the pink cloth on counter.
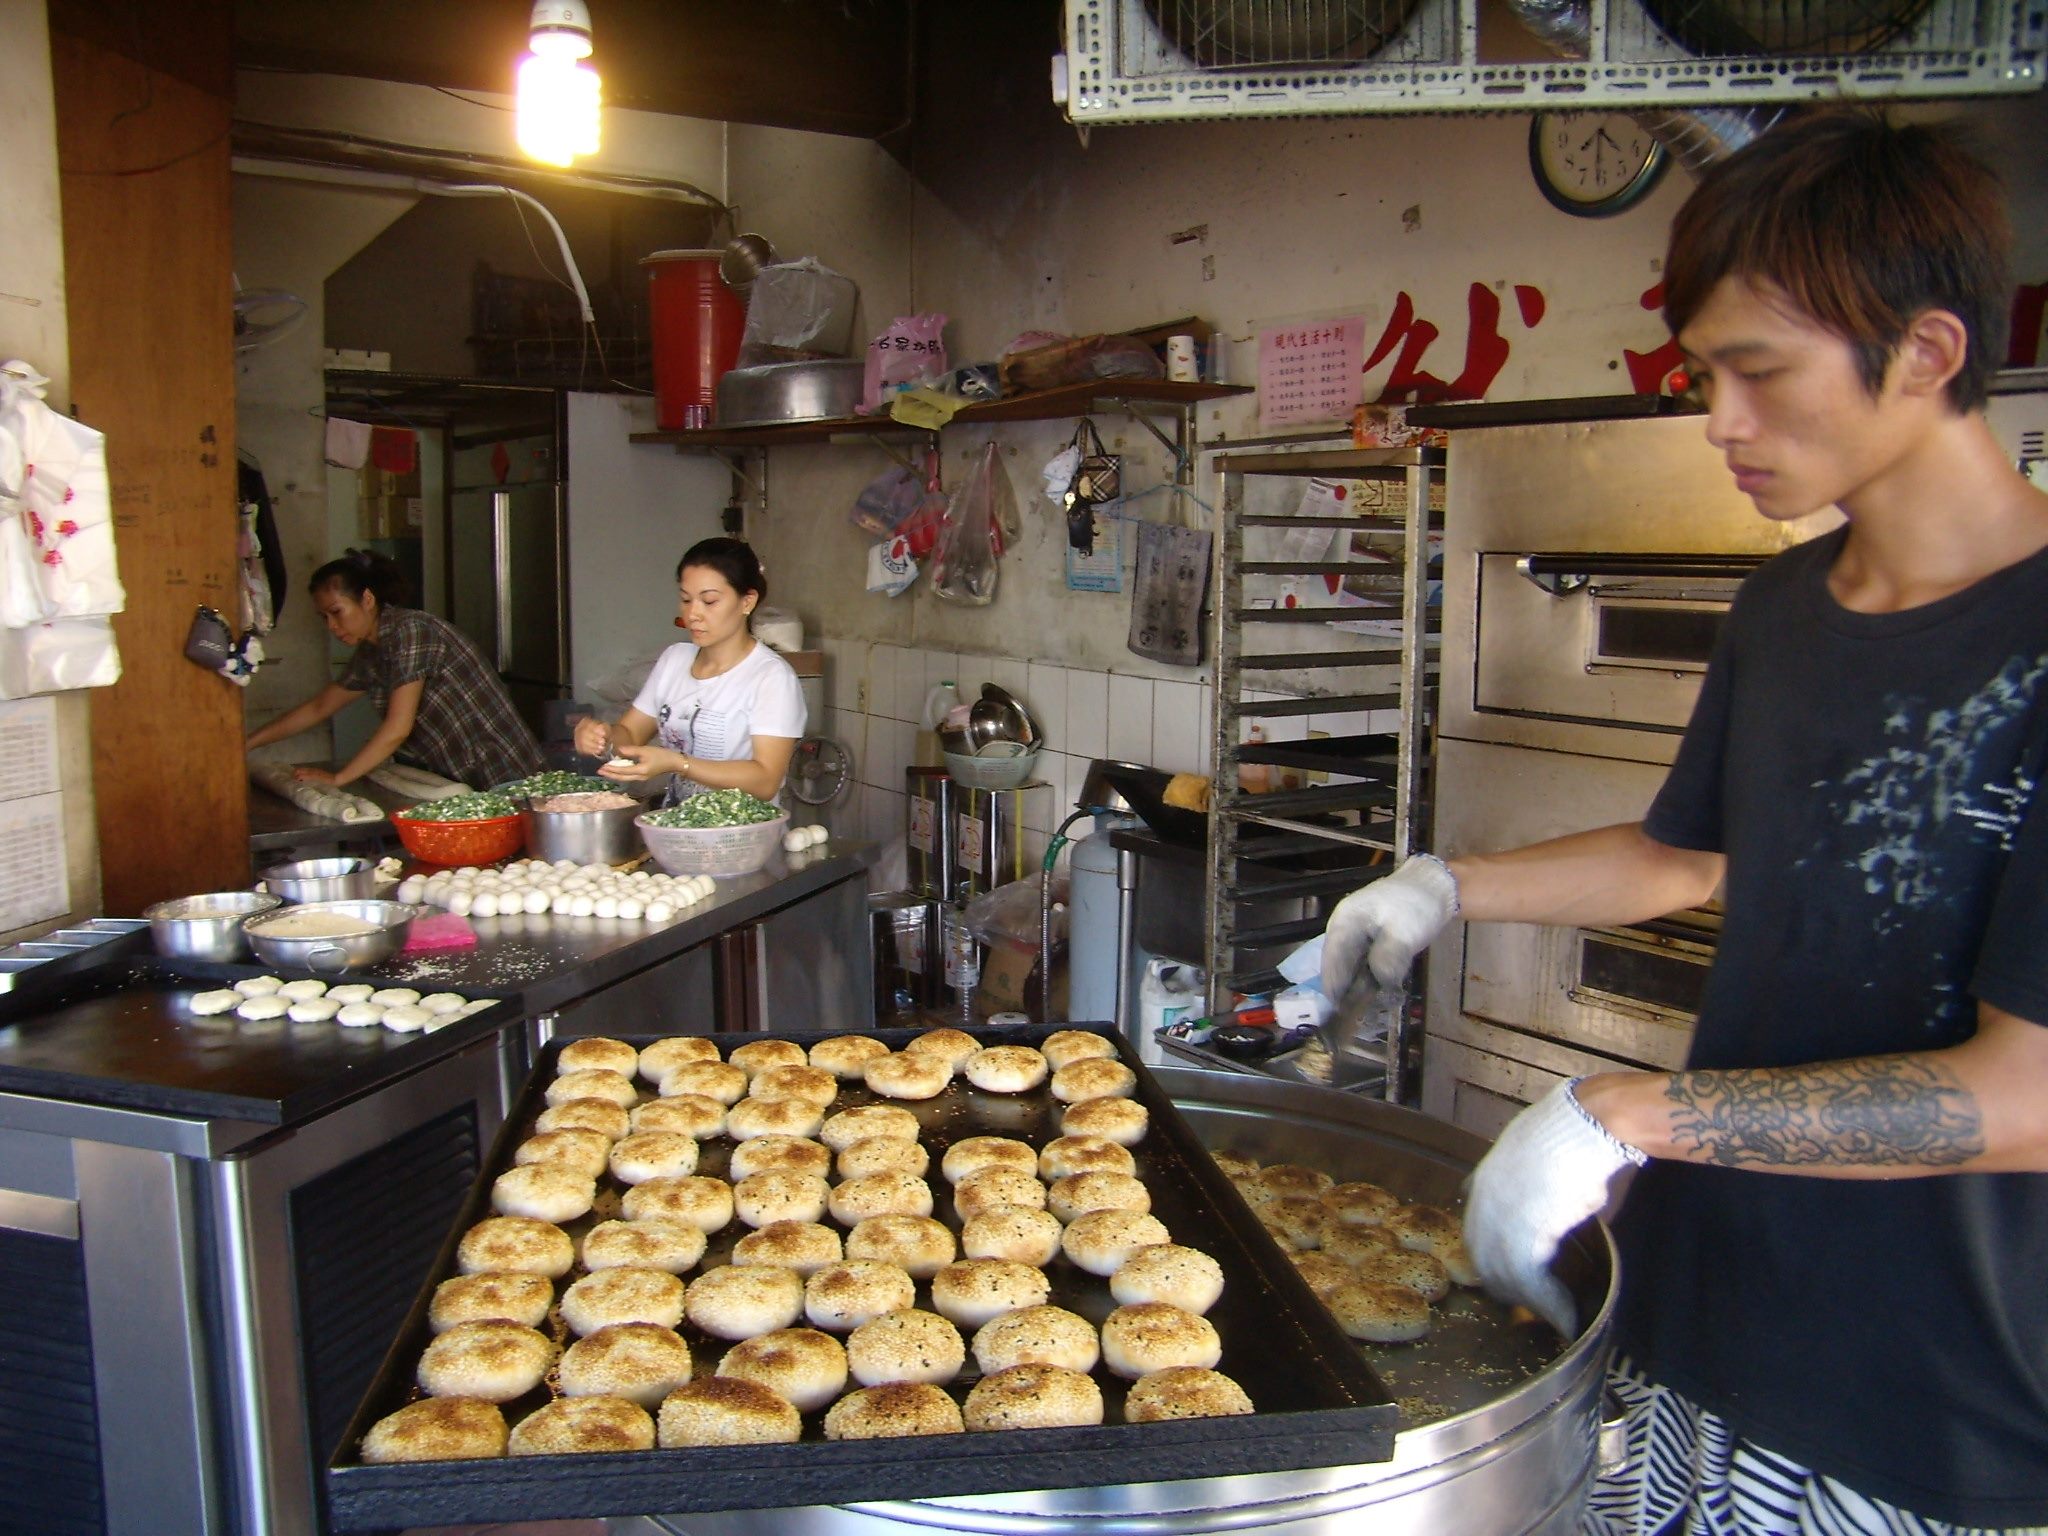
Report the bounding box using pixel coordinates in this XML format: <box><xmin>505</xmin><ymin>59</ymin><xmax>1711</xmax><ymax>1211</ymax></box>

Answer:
<box><xmin>402</xmin><ymin>913</ymin><xmax>478</xmax><ymax>951</ymax></box>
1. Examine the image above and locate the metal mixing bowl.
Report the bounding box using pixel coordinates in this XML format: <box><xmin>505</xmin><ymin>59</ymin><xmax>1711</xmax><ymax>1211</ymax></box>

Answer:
<box><xmin>260</xmin><ymin>856</ymin><xmax>376</xmax><ymax>904</ymax></box>
<box><xmin>241</xmin><ymin>899</ymin><xmax>422</xmax><ymax>972</ymax></box>
<box><xmin>145</xmin><ymin>890</ymin><xmax>285</xmax><ymax>962</ymax></box>
<box><xmin>527</xmin><ymin>800</ymin><xmax>645</xmax><ymax>865</ymax></box>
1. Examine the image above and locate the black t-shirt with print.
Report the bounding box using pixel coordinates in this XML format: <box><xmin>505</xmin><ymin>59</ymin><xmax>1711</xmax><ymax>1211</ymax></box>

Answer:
<box><xmin>1615</xmin><ymin>527</ymin><xmax>2048</xmax><ymax>1526</ymax></box>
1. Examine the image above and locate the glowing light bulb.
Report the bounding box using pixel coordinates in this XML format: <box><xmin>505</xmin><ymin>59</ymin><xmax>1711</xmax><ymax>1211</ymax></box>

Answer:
<box><xmin>516</xmin><ymin>2</ymin><xmax>601</xmax><ymax>167</ymax></box>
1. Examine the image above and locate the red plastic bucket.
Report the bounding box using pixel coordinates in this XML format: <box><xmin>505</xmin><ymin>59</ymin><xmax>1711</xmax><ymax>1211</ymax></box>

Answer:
<box><xmin>643</xmin><ymin>248</ymin><xmax>744</xmax><ymax>429</ymax></box>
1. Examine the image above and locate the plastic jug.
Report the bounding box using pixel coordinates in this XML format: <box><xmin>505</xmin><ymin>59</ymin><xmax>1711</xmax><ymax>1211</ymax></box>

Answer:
<box><xmin>917</xmin><ymin>680</ymin><xmax>961</xmax><ymax>768</ymax></box>
<box><xmin>1138</xmin><ymin>959</ymin><xmax>1203</xmax><ymax>1064</ymax></box>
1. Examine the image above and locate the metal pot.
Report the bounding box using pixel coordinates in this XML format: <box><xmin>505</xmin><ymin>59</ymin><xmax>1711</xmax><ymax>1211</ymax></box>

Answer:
<box><xmin>659</xmin><ymin>1069</ymin><xmax>1617</xmax><ymax>1536</ymax></box>
<box><xmin>144</xmin><ymin>890</ymin><xmax>285</xmax><ymax>962</ymax></box>
<box><xmin>241</xmin><ymin>899</ymin><xmax>422</xmax><ymax>973</ymax></box>
<box><xmin>260</xmin><ymin>856</ymin><xmax>376</xmax><ymax>904</ymax></box>
<box><xmin>714</xmin><ymin>360</ymin><xmax>865</xmax><ymax>427</ymax></box>
<box><xmin>527</xmin><ymin>801</ymin><xmax>645</xmax><ymax>865</ymax></box>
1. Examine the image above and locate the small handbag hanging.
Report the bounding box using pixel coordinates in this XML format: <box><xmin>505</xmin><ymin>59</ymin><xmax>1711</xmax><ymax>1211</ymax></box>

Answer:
<box><xmin>183</xmin><ymin>604</ymin><xmax>235</xmax><ymax>672</ymax></box>
<box><xmin>1064</xmin><ymin>419</ymin><xmax>1122</xmax><ymax>555</ymax></box>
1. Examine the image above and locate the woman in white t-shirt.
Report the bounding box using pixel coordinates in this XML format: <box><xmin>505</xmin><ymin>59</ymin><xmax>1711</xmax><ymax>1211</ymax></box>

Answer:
<box><xmin>573</xmin><ymin>539</ymin><xmax>806</xmax><ymax>804</ymax></box>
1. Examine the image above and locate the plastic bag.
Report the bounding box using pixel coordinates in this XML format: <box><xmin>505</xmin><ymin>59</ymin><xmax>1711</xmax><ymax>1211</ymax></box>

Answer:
<box><xmin>860</xmin><ymin>313</ymin><xmax>948</xmax><ymax>414</ymax></box>
<box><xmin>866</xmin><ymin>533</ymin><xmax>919</xmax><ymax>597</ymax></box>
<box><xmin>737</xmin><ymin>258</ymin><xmax>859</xmax><ymax>369</ymax></box>
<box><xmin>850</xmin><ymin>464</ymin><xmax>922</xmax><ymax>538</ymax></box>
<box><xmin>965</xmin><ymin>874</ymin><xmax>1069</xmax><ymax>949</ymax></box>
<box><xmin>931</xmin><ymin>441</ymin><xmax>1015</xmax><ymax>606</ymax></box>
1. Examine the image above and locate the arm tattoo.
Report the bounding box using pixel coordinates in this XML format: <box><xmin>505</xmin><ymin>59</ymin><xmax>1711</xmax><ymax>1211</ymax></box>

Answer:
<box><xmin>1662</xmin><ymin>1057</ymin><xmax>1984</xmax><ymax>1169</ymax></box>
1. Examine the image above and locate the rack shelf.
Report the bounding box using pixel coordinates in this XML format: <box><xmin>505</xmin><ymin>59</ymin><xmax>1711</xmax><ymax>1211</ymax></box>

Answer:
<box><xmin>628</xmin><ymin>379</ymin><xmax>1252</xmax><ymax>449</ymax></box>
<box><xmin>1206</xmin><ymin>446</ymin><xmax>1443</xmax><ymax>1103</ymax></box>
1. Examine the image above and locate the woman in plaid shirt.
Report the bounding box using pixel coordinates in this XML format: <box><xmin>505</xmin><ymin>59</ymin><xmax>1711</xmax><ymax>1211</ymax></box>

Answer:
<box><xmin>247</xmin><ymin>549</ymin><xmax>543</xmax><ymax>790</ymax></box>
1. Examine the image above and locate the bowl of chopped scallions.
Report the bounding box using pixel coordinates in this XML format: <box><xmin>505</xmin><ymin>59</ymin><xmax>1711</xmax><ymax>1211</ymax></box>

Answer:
<box><xmin>391</xmin><ymin>790</ymin><xmax>528</xmax><ymax>865</ymax></box>
<box><xmin>636</xmin><ymin>790</ymin><xmax>788</xmax><ymax>878</ymax></box>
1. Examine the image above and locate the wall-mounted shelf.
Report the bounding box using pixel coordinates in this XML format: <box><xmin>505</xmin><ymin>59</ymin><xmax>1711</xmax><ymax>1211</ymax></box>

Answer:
<box><xmin>628</xmin><ymin>380</ymin><xmax>1252</xmax><ymax>450</ymax></box>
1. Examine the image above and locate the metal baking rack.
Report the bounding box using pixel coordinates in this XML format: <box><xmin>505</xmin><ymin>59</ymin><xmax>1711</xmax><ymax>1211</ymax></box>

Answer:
<box><xmin>1206</xmin><ymin>446</ymin><xmax>1444</xmax><ymax>1102</ymax></box>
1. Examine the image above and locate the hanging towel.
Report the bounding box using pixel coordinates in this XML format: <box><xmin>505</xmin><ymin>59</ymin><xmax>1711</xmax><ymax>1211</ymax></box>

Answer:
<box><xmin>324</xmin><ymin>417</ymin><xmax>372</xmax><ymax>469</ymax></box>
<box><xmin>369</xmin><ymin>425</ymin><xmax>418</xmax><ymax>474</ymax></box>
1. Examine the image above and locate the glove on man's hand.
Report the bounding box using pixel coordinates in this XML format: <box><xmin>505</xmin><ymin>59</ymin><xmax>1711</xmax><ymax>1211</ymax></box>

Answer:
<box><xmin>1464</xmin><ymin>1078</ymin><xmax>1647</xmax><ymax>1338</ymax></box>
<box><xmin>1320</xmin><ymin>853</ymin><xmax>1460</xmax><ymax>999</ymax></box>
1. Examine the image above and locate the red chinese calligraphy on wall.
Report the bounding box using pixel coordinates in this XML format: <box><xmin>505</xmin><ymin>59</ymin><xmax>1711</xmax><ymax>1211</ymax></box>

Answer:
<box><xmin>1362</xmin><ymin>283</ymin><xmax>1547</xmax><ymax>403</ymax></box>
<box><xmin>1622</xmin><ymin>280</ymin><xmax>1688</xmax><ymax>395</ymax></box>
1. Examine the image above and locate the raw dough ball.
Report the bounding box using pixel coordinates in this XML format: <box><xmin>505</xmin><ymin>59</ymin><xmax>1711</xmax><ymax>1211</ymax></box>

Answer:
<box><xmin>419</xmin><ymin>992</ymin><xmax>468</xmax><ymax>1015</ymax></box>
<box><xmin>370</xmin><ymin>987</ymin><xmax>422</xmax><ymax>1007</ymax></box>
<box><xmin>382</xmin><ymin>1005</ymin><xmax>433</xmax><ymax>1033</ymax></box>
<box><xmin>288</xmin><ymin>997</ymin><xmax>343</xmax><ymax>1023</ymax></box>
<box><xmin>522</xmin><ymin>888</ymin><xmax>552</xmax><ymax>916</ymax></box>
<box><xmin>336</xmin><ymin>1002</ymin><xmax>385</xmax><ymax>1028</ymax></box>
<box><xmin>327</xmin><ymin>983</ymin><xmax>375</xmax><ymax>1005</ymax></box>
<box><xmin>234</xmin><ymin>975</ymin><xmax>285</xmax><ymax>997</ymax></box>
<box><xmin>278</xmin><ymin>978</ymin><xmax>329</xmax><ymax>1002</ymax></box>
<box><xmin>644</xmin><ymin>901</ymin><xmax>674</xmax><ymax>923</ymax></box>
<box><xmin>236</xmin><ymin>995</ymin><xmax>291</xmax><ymax>1021</ymax></box>
<box><xmin>190</xmin><ymin>989</ymin><xmax>242</xmax><ymax>1016</ymax></box>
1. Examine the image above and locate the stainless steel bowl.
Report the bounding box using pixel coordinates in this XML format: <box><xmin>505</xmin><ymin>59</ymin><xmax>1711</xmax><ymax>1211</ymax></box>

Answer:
<box><xmin>260</xmin><ymin>856</ymin><xmax>376</xmax><ymax>904</ymax></box>
<box><xmin>145</xmin><ymin>890</ymin><xmax>285</xmax><ymax>962</ymax></box>
<box><xmin>527</xmin><ymin>801</ymin><xmax>645</xmax><ymax>865</ymax></box>
<box><xmin>241</xmin><ymin>899</ymin><xmax>422</xmax><ymax>973</ymax></box>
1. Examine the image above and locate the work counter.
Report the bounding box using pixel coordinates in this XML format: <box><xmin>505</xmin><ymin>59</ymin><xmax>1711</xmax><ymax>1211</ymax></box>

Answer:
<box><xmin>0</xmin><ymin>841</ymin><xmax>875</xmax><ymax>1536</ymax></box>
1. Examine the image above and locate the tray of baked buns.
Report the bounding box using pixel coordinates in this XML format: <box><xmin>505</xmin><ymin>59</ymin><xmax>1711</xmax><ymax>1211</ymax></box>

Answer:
<box><xmin>323</xmin><ymin>1020</ymin><xmax>1400</xmax><ymax>1529</ymax></box>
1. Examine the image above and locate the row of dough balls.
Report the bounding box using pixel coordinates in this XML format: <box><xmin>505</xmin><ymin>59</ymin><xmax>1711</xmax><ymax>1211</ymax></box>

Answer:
<box><xmin>394</xmin><ymin>858</ymin><xmax>716</xmax><ymax>924</ymax></box>
<box><xmin>187</xmin><ymin>977</ymin><xmax>495</xmax><ymax>1030</ymax></box>
<box><xmin>1216</xmin><ymin>1153</ymin><xmax>1479</xmax><ymax>1344</ymax></box>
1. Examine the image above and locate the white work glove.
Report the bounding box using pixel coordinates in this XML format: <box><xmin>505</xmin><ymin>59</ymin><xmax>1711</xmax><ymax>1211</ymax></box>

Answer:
<box><xmin>1464</xmin><ymin>1078</ymin><xmax>1647</xmax><ymax>1338</ymax></box>
<box><xmin>1320</xmin><ymin>853</ymin><xmax>1460</xmax><ymax>998</ymax></box>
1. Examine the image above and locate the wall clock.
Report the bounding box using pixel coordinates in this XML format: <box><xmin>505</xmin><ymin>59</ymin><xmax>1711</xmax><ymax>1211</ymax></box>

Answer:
<box><xmin>1529</xmin><ymin>111</ymin><xmax>1669</xmax><ymax>217</ymax></box>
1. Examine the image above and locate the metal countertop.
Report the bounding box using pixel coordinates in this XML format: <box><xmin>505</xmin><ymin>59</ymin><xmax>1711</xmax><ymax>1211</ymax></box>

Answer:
<box><xmin>0</xmin><ymin>845</ymin><xmax>874</xmax><ymax>1149</ymax></box>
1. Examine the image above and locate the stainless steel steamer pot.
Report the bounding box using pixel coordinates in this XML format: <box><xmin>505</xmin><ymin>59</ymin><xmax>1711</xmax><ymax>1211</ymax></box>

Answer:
<box><xmin>652</xmin><ymin>1069</ymin><xmax>1618</xmax><ymax>1536</ymax></box>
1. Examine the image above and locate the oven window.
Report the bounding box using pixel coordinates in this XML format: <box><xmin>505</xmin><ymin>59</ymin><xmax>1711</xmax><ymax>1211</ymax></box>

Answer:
<box><xmin>1592</xmin><ymin>603</ymin><xmax>1723</xmax><ymax>668</ymax></box>
<box><xmin>1578</xmin><ymin>933</ymin><xmax>1708</xmax><ymax>1018</ymax></box>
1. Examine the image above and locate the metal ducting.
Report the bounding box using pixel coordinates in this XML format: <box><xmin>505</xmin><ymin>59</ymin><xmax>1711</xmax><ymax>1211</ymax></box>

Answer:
<box><xmin>1494</xmin><ymin>0</ymin><xmax>1786</xmax><ymax>174</ymax></box>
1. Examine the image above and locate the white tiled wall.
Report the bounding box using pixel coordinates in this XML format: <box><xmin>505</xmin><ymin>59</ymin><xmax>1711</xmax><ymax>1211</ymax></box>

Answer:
<box><xmin>815</xmin><ymin>637</ymin><xmax>1217</xmax><ymax>869</ymax></box>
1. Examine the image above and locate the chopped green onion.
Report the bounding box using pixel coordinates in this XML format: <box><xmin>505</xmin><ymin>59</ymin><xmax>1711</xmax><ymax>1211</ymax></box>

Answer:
<box><xmin>641</xmin><ymin>790</ymin><xmax>782</xmax><ymax>829</ymax></box>
<box><xmin>399</xmin><ymin>791</ymin><xmax>522</xmax><ymax>822</ymax></box>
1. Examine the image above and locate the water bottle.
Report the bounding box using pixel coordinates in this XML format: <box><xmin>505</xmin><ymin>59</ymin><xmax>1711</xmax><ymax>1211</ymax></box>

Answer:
<box><xmin>942</xmin><ymin>904</ymin><xmax>980</xmax><ymax>1023</ymax></box>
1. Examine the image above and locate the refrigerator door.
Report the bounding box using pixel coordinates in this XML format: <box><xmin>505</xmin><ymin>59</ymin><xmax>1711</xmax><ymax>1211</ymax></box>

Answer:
<box><xmin>450</xmin><ymin>483</ymin><xmax>570</xmax><ymax>723</ymax></box>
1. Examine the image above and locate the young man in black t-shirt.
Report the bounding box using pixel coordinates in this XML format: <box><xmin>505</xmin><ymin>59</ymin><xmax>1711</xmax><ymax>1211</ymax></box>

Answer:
<box><xmin>1322</xmin><ymin>114</ymin><xmax>2048</xmax><ymax>1531</ymax></box>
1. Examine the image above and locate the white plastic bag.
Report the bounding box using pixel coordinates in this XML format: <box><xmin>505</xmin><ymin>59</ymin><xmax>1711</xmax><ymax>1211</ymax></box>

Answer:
<box><xmin>0</xmin><ymin>617</ymin><xmax>122</xmax><ymax>698</ymax></box>
<box><xmin>866</xmin><ymin>533</ymin><xmax>919</xmax><ymax>597</ymax></box>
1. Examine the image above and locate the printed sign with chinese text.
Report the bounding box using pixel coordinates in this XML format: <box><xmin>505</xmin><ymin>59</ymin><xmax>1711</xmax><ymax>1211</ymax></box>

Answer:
<box><xmin>1258</xmin><ymin>317</ymin><xmax>1365</xmax><ymax>427</ymax></box>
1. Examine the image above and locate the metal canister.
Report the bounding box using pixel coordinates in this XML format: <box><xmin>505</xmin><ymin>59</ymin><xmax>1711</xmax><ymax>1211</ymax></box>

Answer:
<box><xmin>905</xmin><ymin>767</ymin><xmax>957</xmax><ymax>900</ymax></box>
<box><xmin>867</xmin><ymin>891</ymin><xmax>940</xmax><ymax>1016</ymax></box>
<box><xmin>953</xmin><ymin>784</ymin><xmax>1052</xmax><ymax>898</ymax></box>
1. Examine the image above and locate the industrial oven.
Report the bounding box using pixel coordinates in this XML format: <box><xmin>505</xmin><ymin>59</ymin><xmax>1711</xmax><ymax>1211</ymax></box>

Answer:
<box><xmin>1422</xmin><ymin>382</ymin><xmax>2048</xmax><ymax>1133</ymax></box>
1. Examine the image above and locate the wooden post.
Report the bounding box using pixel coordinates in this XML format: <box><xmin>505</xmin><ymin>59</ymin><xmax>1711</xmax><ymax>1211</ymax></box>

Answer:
<box><xmin>52</xmin><ymin>13</ymin><xmax>248</xmax><ymax>912</ymax></box>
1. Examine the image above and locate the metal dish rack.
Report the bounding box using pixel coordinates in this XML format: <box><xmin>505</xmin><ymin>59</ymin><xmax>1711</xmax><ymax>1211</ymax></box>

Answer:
<box><xmin>1205</xmin><ymin>446</ymin><xmax>1443</xmax><ymax>1101</ymax></box>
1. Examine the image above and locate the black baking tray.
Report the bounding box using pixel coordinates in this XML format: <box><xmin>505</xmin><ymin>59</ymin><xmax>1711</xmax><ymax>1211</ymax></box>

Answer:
<box><xmin>0</xmin><ymin>944</ymin><xmax>521</xmax><ymax>1125</ymax></box>
<box><xmin>324</xmin><ymin>1021</ymin><xmax>1400</xmax><ymax>1529</ymax></box>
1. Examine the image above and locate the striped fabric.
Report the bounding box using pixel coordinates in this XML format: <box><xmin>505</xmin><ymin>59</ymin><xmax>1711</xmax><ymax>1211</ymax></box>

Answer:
<box><xmin>1585</xmin><ymin>1357</ymin><xmax>2048</xmax><ymax>1536</ymax></box>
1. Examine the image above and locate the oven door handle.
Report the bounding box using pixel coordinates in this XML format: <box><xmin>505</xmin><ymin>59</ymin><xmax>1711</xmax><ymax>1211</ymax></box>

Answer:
<box><xmin>1517</xmin><ymin>552</ymin><xmax>1770</xmax><ymax>596</ymax></box>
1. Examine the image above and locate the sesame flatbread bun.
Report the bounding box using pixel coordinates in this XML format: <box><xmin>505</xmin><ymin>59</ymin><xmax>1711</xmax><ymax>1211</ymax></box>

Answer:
<box><xmin>360</xmin><ymin>1397</ymin><xmax>507</xmax><ymax>1462</ymax></box>
<box><xmin>657</xmin><ymin>1376</ymin><xmax>801</xmax><ymax>1447</ymax></box>
<box><xmin>1123</xmin><ymin>1367</ymin><xmax>1254</xmax><ymax>1423</ymax></box>
<box><xmin>506</xmin><ymin>1395</ymin><xmax>654</xmax><ymax>1456</ymax></box>
<box><xmin>824</xmin><ymin>1382</ymin><xmax>965</xmax><ymax>1440</ymax></box>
